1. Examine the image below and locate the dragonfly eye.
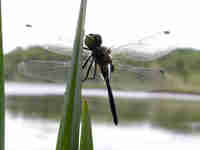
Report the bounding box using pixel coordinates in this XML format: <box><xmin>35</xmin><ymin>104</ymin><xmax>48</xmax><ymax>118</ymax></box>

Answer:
<box><xmin>94</xmin><ymin>34</ymin><xmax>102</xmax><ymax>46</ymax></box>
<box><xmin>85</xmin><ymin>33</ymin><xmax>102</xmax><ymax>49</ymax></box>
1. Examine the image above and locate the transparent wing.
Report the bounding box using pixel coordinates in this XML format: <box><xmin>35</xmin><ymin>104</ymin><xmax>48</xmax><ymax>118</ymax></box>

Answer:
<box><xmin>17</xmin><ymin>59</ymin><xmax>168</xmax><ymax>91</ymax></box>
<box><xmin>17</xmin><ymin>30</ymin><xmax>174</xmax><ymax>90</ymax></box>
<box><xmin>17</xmin><ymin>59</ymin><xmax>106</xmax><ymax>82</ymax></box>
<box><xmin>43</xmin><ymin>44</ymin><xmax>90</xmax><ymax>57</ymax></box>
<box><xmin>17</xmin><ymin>60</ymin><xmax>71</xmax><ymax>82</ymax></box>
<box><xmin>111</xmin><ymin>63</ymin><xmax>168</xmax><ymax>91</ymax></box>
<box><xmin>43</xmin><ymin>45</ymin><xmax>72</xmax><ymax>56</ymax></box>
<box><xmin>17</xmin><ymin>60</ymin><xmax>165</xmax><ymax>81</ymax></box>
<box><xmin>112</xmin><ymin>43</ymin><xmax>175</xmax><ymax>62</ymax></box>
<box><xmin>42</xmin><ymin>31</ymin><xmax>177</xmax><ymax>62</ymax></box>
<box><xmin>111</xmin><ymin>30</ymin><xmax>177</xmax><ymax>61</ymax></box>
<box><xmin>116</xmin><ymin>64</ymin><xmax>165</xmax><ymax>77</ymax></box>
<box><xmin>43</xmin><ymin>31</ymin><xmax>176</xmax><ymax>62</ymax></box>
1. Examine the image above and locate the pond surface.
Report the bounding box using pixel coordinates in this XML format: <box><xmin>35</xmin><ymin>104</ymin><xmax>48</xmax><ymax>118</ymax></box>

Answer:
<box><xmin>5</xmin><ymin>82</ymin><xmax>200</xmax><ymax>150</ymax></box>
<box><xmin>6</xmin><ymin>112</ymin><xmax>200</xmax><ymax>150</ymax></box>
<box><xmin>5</xmin><ymin>82</ymin><xmax>200</xmax><ymax>101</ymax></box>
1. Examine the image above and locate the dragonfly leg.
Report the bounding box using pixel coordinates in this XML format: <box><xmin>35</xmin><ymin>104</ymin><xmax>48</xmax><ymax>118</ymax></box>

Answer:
<box><xmin>92</xmin><ymin>61</ymin><xmax>97</xmax><ymax>79</ymax></box>
<box><xmin>83</xmin><ymin>47</ymin><xmax>92</xmax><ymax>51</ymax></box>
<box><xmin>87</xmin><ymin>61</ymin><xmax>98</xmax><ymax>81</ymax></box>
<box><xmin>82</xmin><ymin>58</ymin><xmax>94</xmax><ymax>82</ymax></box>
<box><xmin>82</xmin><ymin>55</ymin><xmax>92</xmax><ymax>70</ymax></box>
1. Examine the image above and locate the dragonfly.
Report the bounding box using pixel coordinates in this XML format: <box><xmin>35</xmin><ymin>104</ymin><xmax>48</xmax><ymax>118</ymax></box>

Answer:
<box><xmin>17</xmin><ymin>30</ymin><xmax>176</xmax><ymax>125</ymax></box>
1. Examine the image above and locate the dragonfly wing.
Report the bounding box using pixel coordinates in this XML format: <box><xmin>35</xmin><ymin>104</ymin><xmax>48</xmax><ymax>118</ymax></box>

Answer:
<box><xmin>112</xmin><ymin>43</ymin><xmax>176</xmax><ymax>61</ymax></box>
<box><xmin>17</xmin><ymin>60</ymin><xmax>71</xmax><ymax>82</ymax></box>
<box><xmin>110</xmin><ymin>63</ymin><xmax>168</xmax><ymax>91</ymax></box>
<box><xmin>43</xmin><ymin>45</ymin><xmax>73</xmax><ymax>56</ymax></box>
<box><xmin>17</xmin><ymin>59</ymin><xmax>103</xmax><ymax>82</ymax></box>
<box><xmin>111</xmin><ymin>30</ymin><xmax>177</xmax><ymax>61</ymax></box>
<box><xmin>115</xmin><ymin>63</ymin><xmax>165</xmax><ymax>80</ymax></box>
<box><xmin>43</xmin><ymin>45</ymin><xmax>91</xmax><ymax>58</ymax></box>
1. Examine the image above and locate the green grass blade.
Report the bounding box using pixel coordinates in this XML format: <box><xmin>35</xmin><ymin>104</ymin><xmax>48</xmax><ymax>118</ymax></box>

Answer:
<box><xmin>80</xmin><ymin>99</ymin><xmax>94</xmax><ymax>150</ymax></box>
<box><xmin>0</xmin><ymin>1</ymin><xmax>5</xmax><ymax>150</ymax></box>
<box><xmin>56</xmin><ymin>0</ymin><xmax>87</xmax><ymax>150</ymax></box>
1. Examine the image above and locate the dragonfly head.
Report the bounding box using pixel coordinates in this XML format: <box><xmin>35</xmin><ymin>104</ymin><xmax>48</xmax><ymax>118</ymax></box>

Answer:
<box><xmin>85</xmin><ymin>34</ymin><xmax>102</xmax><ymax>49</ymax></box>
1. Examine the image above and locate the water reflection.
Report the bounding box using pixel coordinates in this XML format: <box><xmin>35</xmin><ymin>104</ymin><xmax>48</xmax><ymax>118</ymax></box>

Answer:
<box><xmin>6</xmin><ymin>94</ymin><xmax>200</xmax><ymax>133</ymax></box>
<box><xmin>6</xmin><ymin>112</ymin><xmax>200</xmax><ymax>150</ymax></box>
<box><xmin>5</xmin><ymin>82</ymin><xmax>200</xmax><ymax>150</ymax></box>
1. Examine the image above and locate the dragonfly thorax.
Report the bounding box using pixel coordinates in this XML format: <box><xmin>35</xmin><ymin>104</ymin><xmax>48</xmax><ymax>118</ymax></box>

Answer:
<box><xmin>92</xmin><ymin>46</ymin><xmax>113</xmax><ymax>66</ymax></box>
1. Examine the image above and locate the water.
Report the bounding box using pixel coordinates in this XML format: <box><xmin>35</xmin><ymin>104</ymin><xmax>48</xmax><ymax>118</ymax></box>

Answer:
<box><xmin>5</xmin><ymin>82</ymin><xmax>200</xmax><ymax>101</ymax></box>
<box><xmin>5</xmin><ymin>82</ymin><xmax>200</xmax><ymax>150</ymax></box>
<box><xmin>6</xmin><ymin>112</ymin><xmax>200</xmax><ymax>150</ymax></box>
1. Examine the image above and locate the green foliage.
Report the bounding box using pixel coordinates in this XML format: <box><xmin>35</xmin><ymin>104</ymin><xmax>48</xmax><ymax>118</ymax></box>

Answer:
<box><xmin>0</xmin><ymin>2</ymin><xmax>5</xmax><ymax>150</ymax></box>
<box><xmin>56</xmin><ymin>0</ymin><xmax>87</xmax><ymax>150</ymax></box>
<box><xmin>4</xmin><ymin>47</ymin><xmax>24</xmax><ymax>80</ymax></box>
<box><xmin>156</xmin><ymin>48</ymin><xmax>200</xmax><ymax>72</ymax></box>
<box><xmin>175</xmin><ymin>58</ymin><xmax>189</xmax><ymax>82</ymax></box>
<box><xmin>80</xmin><ymin>100</ymin><xmax>94</xmax><ymax>150</ymax></box>
<box><xmin>152</xmin><ymin>48</ymin><xmax>200</xmax><ymax>81</ymax></box>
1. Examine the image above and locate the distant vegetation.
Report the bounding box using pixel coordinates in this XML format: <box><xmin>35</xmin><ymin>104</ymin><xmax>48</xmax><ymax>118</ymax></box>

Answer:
<box><xmin>4</xmin><ymin>45</ymin><xmax>71</xmax><ymax>81</ymax></box>
<box><xmin>154</xmin><ymin>48</ymin><xmax>200</xmax><ymax>92</ymax></box>
<box><xmin>4</xmin><ymin>45</ymin><xmax>200</xmax><ymax>93</ymax></box>
<box><xmin>154</xmin><ymin>48</ymin><xmax>200</xmax><ymax>83</ymax></box>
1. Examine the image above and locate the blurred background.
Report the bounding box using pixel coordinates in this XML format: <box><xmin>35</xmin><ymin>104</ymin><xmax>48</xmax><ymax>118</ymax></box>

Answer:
<box><xmin>3</xmin><ymin>0</ymin><xmax>200</xmax><ymax>149</ymax></box>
